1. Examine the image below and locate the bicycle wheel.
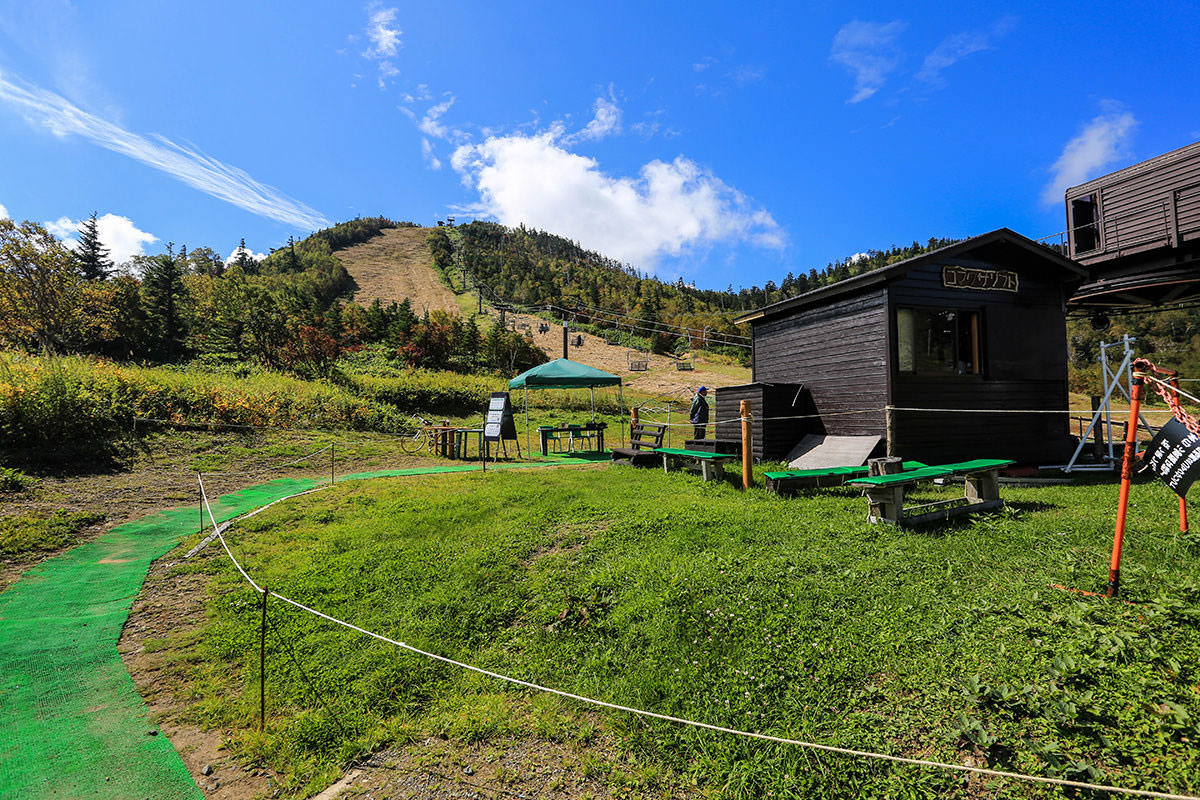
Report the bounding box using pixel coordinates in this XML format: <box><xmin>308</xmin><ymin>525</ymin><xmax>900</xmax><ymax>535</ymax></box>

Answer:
<box><xmin>398</xmin><ymin>427</ymin><xmax>427</xmax><ymax>454</ymax></box>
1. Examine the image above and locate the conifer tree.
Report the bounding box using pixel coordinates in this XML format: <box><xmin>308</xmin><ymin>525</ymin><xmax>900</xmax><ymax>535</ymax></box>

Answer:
<box><xmin>75</xmin><ymin>212</ymin><xmax>113</xmax><ymax>280</ymax></box>
<box><xmin>141</xmin><ymin>245</ymin><xmax>188</xmax><ymax>361</ymax></box>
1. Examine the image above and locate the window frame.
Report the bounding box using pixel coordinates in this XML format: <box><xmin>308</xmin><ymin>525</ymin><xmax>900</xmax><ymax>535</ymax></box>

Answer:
<box><xmin>894</xmin><ymin>305</ymin><xmax>985</xmax><ymax>378</ymax></box>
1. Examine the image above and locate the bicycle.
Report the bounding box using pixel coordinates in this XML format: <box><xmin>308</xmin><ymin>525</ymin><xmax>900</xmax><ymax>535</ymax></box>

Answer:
<box><xmin>397</xmin><ymin>414</ymin><xmax>433</xmax><ymax>455</ymax></box>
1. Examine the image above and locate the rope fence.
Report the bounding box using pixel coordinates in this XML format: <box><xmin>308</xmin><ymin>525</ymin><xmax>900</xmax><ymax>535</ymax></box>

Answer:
<box><xmin>195</xmin><ymin>473</ymin><xmax>1200</xmax><ymax>800</ymax></box>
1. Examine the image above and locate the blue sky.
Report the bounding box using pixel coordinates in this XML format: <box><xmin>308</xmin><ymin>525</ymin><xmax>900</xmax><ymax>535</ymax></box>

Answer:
<box><xmin>1</xmin><ymin>1</ymin><xmax>1197</xmax><ymax>291</ymax></box>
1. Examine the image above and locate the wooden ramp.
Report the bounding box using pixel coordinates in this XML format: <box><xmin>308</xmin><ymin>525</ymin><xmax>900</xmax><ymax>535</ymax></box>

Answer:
<box><xmin>785</xmin><ymin>434</ymin><xmax>881</xmax><ymax>470</ymax></box>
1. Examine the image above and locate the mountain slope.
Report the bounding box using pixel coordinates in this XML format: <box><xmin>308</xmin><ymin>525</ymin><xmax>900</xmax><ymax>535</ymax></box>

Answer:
<box><xmin>338</xmin><ymin>227</ymin><xmax>460</xmax><ymax>316</ymax></box>
<box><xmin>332</xmin><ymin>226</ymin><xmax>750</xmax><ymax>395</ymax></box>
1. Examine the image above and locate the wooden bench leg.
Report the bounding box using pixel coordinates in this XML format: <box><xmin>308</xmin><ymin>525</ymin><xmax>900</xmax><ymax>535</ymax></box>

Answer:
<box><xmin>864</xmin><ymin>486</ymin><xmax>906</xmax><ymax>524</ymax></box>
<box><xmin>700</xmin><ymin>460</ymin><xmax>714</xmax><ymax>481</ymax></box>
<box><xmin>663</xmin><ymin>454</ymin><xmax>670</xmax><ymax>474</ymax></box>
<box><xmin>965</xmin><ymin>470</ymin><xmax>1001</xmax><ymax>503</ymax></box>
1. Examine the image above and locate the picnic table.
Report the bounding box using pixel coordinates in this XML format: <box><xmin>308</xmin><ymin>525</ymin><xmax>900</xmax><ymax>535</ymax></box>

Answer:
<box><xmin>538</xmin><ymin>422</ymin><xmax>606</xmax><ymax>455</ymax></box>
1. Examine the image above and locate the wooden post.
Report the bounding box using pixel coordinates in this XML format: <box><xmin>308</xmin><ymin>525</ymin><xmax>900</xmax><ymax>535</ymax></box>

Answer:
<box><xmin>1108</xmin><ymin>374</ymin><xmax>1143</xmax><ymax>598</ymax></box>
<box><xmin>632</xmin><ymin>406</ymin><xmax>640</xmax><ymax>428</ymax></box>
<box><xmin>868</xmin><ymin>457</ymin><xmax>902</xmax><ymax>476</ymax></box>
<box><xmin>259</xmin><ymin>585</ymin><xmax>268</xmax><ymax>732</ymax></box>
<box><xmin>740</xmin><ymin>400</ymin><xmax>752</xmax><ymax>490</ymax></box>
<box><xmin>330</xmin><ymin>443</ymin><xmax>335</xmax><ymax>485</ymax></box>
<box><xmin>885</xmin><ymin>405</ymin><xmax>895</xmax><ymax>457</ymax></box>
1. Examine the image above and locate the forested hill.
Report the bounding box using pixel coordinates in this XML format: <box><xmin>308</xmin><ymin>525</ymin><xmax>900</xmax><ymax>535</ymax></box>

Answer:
<box><xmin>424</xmin><ymin>220</ymin><xmax>962</xmax><ymax>352</ymax></box>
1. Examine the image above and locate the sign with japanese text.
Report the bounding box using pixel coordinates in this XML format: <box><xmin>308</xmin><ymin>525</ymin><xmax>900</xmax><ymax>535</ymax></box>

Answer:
<box><xmin>1144</xmin><ymin>418</ymin><xmax>1200</xmax><ymax>498</ymax></box>
<box><xmin>942</xmin><ymin>265</ymin><xmax>1019</xmax><ymax>293</ymax></box>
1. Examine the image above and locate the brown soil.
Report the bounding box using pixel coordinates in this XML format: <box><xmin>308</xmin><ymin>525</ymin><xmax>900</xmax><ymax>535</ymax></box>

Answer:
<box><xmin>120</xmin><ymin>548</ymin><xmax>273</xmax><ymax>800</ymax></box>
<box><xmin>504</xmin><ymin>310</ymin><xmax>749</xmax><ymax>399</ymax></box>
<box><xmin>339</xmin><ymin>228</ymin><xmax>460</xmax><ymax>316</ymax></box>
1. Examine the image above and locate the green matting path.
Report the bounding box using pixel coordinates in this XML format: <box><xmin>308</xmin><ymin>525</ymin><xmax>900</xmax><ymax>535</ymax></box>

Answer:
<box><xmin>0</xmin><ymin>458</ymin><xmax>587</xmax><ymax>799</ymax></box>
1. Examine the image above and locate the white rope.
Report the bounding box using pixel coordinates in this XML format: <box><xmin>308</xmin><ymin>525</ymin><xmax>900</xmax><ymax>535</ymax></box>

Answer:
<box><xmin>1141</xmin><ymin>374</ymin><xmax>1200</xmax><ymax>406</ymax></box>
<box><xmin>195</xmin><ymin>475</ymin><xmax>1200</xmax><ymax>800</ymax></box>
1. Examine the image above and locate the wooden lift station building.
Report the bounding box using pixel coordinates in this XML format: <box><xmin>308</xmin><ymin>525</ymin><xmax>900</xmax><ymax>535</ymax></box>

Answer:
<box><xmin>734</xmin><ymin>229</ymin><xmax>1088</xmax><ymax>465</ymax></box>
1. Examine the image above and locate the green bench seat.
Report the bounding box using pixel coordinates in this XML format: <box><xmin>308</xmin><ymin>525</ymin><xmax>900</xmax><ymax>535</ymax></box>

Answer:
<box><xmin>764</xmin><ymin>461</ymin><xmax>928</xmax><ymax>495</ymax></box>
<box><xmin>845</xmin><ymin>459</ymin><xmax>1013</xmax><ymax>488</ymax></box>
<box><xmin>656</xmin><ymin>448</ymin><xmax>738</xmax><ymax>481</ymax></box>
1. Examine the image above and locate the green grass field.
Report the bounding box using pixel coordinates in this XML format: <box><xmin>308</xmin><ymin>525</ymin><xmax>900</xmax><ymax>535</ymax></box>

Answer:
<box><xmin>163</xmin><ymin>466</ymin><xmax>1200</xmax><ymax>798</ymax></box>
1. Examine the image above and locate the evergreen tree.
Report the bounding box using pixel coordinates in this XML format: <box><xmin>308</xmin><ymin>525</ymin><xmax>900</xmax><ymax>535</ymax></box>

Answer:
<box><xmin>74</xmin><ymin>212</ymin><xmax>113</xmax><ymax>280</ymax></box>
<box><xmin>141</xmin><ymin>246</ymin><xmax>188</xmax><ymax>361</ymax></box>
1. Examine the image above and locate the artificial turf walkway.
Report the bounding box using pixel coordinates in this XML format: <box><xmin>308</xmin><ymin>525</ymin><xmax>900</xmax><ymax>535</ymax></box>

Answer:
<box><xmin>0</xmin><ymin>457</ymin><xmax>592</xmax><ymax>799</ymax></box>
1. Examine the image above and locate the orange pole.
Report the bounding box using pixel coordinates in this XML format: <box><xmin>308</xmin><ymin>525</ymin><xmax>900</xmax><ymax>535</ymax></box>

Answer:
<box><xmin>1181</xmin><ymin>497</ymin><xmax>1189</xmax><ymax>534</ymax></box>
<box><xmin>740</xmin><ymin>400</ymin><xmax>752</xmax><ymax>490</ymax></box>
<box><xmin>1108</xmin><ymin>374</ymin><xmax>1143</xmax><ymax>598</ymax></box>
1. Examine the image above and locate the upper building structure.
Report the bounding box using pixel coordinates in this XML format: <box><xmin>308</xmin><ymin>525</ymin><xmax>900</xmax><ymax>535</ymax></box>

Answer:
<box><xmin>1065</xmin><ymin>139</ymin><xmax>1200</xmax><ymax>308</ymax></box>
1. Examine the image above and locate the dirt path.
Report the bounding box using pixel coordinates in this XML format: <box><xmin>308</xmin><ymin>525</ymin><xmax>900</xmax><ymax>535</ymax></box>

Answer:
<box><xmin>338</xmin><ymin>227</ymin><xmax>460</xmax><ymax>315</ymax></box>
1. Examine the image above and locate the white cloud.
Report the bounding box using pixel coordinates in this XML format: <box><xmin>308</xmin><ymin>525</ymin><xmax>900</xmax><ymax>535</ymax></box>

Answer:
<box><xmin>1041</xmin><ymin>104</ymin><xmax>1138</xmax><ymax>206</ymax></box>
<box><xmin>418</xmin><ymin>96</ymin><xmax>455</xmax><ymax>139</ymax></box>
<box><xmin>363</xmin><ymin>3</ymin><xmax>402</xmax><ymax>89</ymax></box>
<box><xmin>564</xmin><ymin>95</ymin><xmax>622</xmax><ymax>144</ymax></box>
<box><xmin>0</xmin><ymin>203</ymin><xmax>8</xmax><ymax>220</ymax></box>
<box><xmin>0</xmin><ymin>70</ymin><xmax>329</xmax><ymax>230</ymax></box>
<box><xmin>830</xmin><ymin>20</ymin><xmax>907</xmax><ymax>104</ymax></box>
<box><xmin>451</xmin><ymin>130</ymin><xmax>783</xmax><ymax>270</ymax></box>
<box><xmin>421</xmin><ymin>138</ymin><xmax>441</xmax><ymax>170</ymax></box>
<box><xmin>849</xmin><ymin>252</ymin><xmax>869</xmax><ymax>263</ymax></box>
<box><xmin>226</xmin><ymin>244</ymin><xmax>267</xmax><ymax>265</ymax></box>
<box><xmin>47</xmin><ymin>213</ymin><xmax>158</xmax><ymax>266</ymax></box>
<box><xmin>916</xmin><ymin>17</ymin><xmax>1017</xmax><ymax>85</ymax></box>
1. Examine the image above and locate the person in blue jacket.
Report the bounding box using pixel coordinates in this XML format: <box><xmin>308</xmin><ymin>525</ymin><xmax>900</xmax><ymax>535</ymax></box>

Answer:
<box><xmin>689</xmin><ymin>386</ymin><xmax>710</xmax><ymax>440</ymax></box>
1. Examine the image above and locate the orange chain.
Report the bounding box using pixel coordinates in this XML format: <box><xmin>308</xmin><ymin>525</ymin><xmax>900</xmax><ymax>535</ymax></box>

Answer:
<box><xmin>1133</xmin><ymin>358</ymin><xmax>1200</xmax><ymax>437</ymax></box>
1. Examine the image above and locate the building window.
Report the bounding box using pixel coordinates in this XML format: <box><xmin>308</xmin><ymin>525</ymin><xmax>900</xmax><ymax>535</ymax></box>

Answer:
<box><xmin>896</xmin><ymin>308</ymin><xmax>981</xmax><ymax>375</ymax></box>
<box><xmin>1071</xmin><ymin>194</ymin><xmax>1101</xmax><ymax>253</ymax></box>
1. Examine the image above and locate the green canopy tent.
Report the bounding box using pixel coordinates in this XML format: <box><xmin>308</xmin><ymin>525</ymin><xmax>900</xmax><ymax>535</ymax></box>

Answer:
<box><xmin>508</xmin><ymin>358</ymin><xmax>625</xmax><ymax>454</ymax></box>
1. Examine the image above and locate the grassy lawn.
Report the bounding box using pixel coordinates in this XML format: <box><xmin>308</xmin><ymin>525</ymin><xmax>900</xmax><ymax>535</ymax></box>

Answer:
<box><xmin>164</xmin><ymin>466</ymin><xmax>1200</xmax><ymax>798</ymax></box>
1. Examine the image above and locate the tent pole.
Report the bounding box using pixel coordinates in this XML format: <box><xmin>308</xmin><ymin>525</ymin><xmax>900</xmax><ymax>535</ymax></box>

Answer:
<box><xmin>619</xmin><ymin>384</ymin><xmax>625</xmax><ymax>446</ymax></box>
<box><xmin>590</xmin><ymin>387</ymin><xmax>595</xmax><ymax>422</ymax></box>
<box><xmin>524</xmin><ymin>387</ymin><xmax>530</xmax><ymax>457</ymax></box>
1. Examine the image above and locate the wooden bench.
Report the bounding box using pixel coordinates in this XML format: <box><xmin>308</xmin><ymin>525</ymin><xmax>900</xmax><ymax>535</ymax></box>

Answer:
<box><xmin>764</xmin><ymin>461</ymin><xmax>927</xmax><ymax>496</ymax></box>
<box><xmin>845</xmin><ymin>459</ymin><xmax>1015</xmax><ymax>525</ymax></box>
<box><xmin>610</xmin><ymin>423</ymin><xmax>666</xmax><ymax>466</ymax></box>
<box><xmin>656</xmin><ymin>447</ymin><xmax>739</xmax><ymax>482</ymax></box>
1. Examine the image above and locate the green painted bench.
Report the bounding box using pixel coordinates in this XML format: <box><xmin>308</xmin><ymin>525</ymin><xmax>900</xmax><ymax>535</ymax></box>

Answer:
<box><xmin>846</xmin><ymin>459</ymin><xmax>1015</xmax><ymax>525</ymax></box>
<box><xmin>764</xmin><ymin>461</ymin><xmax>928</xmax><ymax>495</ymax></box>
<box><xmin>656</xmin><ymin>447</ymin><xmax>739</xmax><ymax>482</ymax></box>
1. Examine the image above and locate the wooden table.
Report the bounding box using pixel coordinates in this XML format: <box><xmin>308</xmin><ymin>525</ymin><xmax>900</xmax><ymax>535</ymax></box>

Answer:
<box><xmin>538</xmin><ymin>423</ymin><xmax>606</xmax><ymax>455</ymax></box>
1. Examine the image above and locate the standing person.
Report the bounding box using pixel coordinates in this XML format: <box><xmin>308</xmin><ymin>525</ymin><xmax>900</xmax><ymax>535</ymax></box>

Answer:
<box><xmin>689</xmin><ymin>386</ymin><xmax>710</xmax><ymax>440</ymax></box>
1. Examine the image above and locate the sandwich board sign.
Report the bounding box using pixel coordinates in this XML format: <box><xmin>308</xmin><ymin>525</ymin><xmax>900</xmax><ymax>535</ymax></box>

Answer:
<box><xmin>1144</xmin><ymin>418</ymin><xmax>1200</xmax><ymax>498</ymax></box>
<box><xmin>484</xmin><ymin>392</ymin><xmax>517</xmax><ymax>443</ymax></box>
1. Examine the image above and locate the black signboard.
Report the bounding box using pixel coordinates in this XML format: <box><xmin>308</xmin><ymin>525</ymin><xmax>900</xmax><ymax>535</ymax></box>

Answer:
<box><xmin>484</xmin><ymin>392</ymin><xmax>517</xmax><ymax>442</ymax></box>
<box><xmin>1144</xmin><ymin>418</ymin><xmax>1200</xmax><ymax>498</ymax></box>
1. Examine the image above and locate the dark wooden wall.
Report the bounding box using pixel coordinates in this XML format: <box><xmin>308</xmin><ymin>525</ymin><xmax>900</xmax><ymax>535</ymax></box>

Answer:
<box><xmin>1068</xmin><ymin>140</ymin><xmax>1200</xmax><ymax>266</ymax></box>
<box><xmin>712</xmin><ymin>383</ymin><xmax>816</xmax><ymax>461</ymax></box>
<box><xmin>888</xmin><ymin>250</ymin><xmax>1073</xmax><ymax>464</ymax></box>
<box><xmin>751</xmin><ymin>289</ymin><xmax>889</xmax><ymax>438</ymax></box>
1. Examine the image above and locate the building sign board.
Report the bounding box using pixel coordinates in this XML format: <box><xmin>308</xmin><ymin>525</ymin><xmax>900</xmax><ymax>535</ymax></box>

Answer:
<box><xmin>1144</xmin><ymin>418</ymin><xmax>1200</xmax><ymax>498</ymax></box>
<box><xmin>942</xmin><ymin>265</ymin><xmax>1019</xmax><ymax>293</ymax></box>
